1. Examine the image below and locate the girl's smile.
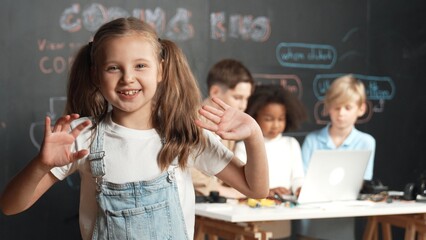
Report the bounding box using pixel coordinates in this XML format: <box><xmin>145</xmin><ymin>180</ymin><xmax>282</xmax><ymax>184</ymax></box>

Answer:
<box><xmin>117</xmin><ymin>89</ymin><xmax>142</xmax><ymax>96</ymax></box>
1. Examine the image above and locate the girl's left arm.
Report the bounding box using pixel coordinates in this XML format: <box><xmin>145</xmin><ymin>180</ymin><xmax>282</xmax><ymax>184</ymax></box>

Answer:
<box><xmin>195</xmin><ymin>97</ymin><xmax>269</xmax><ymax>199</ymax></box>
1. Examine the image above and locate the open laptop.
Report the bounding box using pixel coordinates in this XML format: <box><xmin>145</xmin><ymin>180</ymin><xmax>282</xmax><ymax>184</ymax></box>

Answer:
<box><xmin>297</xmin><ymin>150</ymin><xmax>372</xmax><ymax>204</ymax></box>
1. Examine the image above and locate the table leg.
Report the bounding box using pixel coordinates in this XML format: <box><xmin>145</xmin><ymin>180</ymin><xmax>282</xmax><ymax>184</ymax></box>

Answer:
<box><xmin>195</xmin><ymin>216</ymin><xmax>272</xmax><ymax>240</ymax></box>
<box><xmin>194</xmin><ymin>219</ymin><xmax>204</xmax><ymax>240</ymax></box>
<box><xmin>413</xmin><ymin>213</ymin><xmax>426</xmax><ymax>240</ymax></box>
<box><xmin>404</xmin><ymin>224</ymin><xmax>415</xmax><ymax>240</ymax></box>
<box><xmin>381</xmin><ymin>222</ymin><xmax>392</xmax><ymax>240</ymax></box>
<box><xmin>363</xmin><ymin>216</ymin><xmax>378</xmax><ymax>240</ymax></box>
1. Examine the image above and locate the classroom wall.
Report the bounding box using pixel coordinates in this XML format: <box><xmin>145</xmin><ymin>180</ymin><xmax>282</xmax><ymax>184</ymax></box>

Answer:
<box><xmin>1</xmin><ymin>0</ymin><xmax>425</xmax><ymax>239</ymax></box>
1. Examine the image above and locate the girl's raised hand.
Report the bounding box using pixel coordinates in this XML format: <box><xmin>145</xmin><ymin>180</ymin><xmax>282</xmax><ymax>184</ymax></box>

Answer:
<box><xmin>195</xmin><ymin>97</ymin><xmax>260</xmax><ymax>141</ymax></box>
<box><xmin>37</xmin><ymin>114</ymin><xmax>91</xmax><ymax>170</ymax></box>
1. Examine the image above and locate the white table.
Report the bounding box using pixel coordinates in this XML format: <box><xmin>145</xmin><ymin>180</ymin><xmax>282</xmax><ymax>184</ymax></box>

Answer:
<box><xmin>194</xmin><ymin>200</ymin><xmax>426</xmax><ymax>240</ymax></box>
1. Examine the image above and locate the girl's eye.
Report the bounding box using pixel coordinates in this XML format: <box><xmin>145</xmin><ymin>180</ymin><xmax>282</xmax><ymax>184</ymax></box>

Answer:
<box><xmin>135</xmin><ymin>64</ymin><xmax>146</xmax><ymax>69</ymax></box>
<box><xmin>106</xmin><ymin>66</ymin><xmax>119</xmax><ymax>71</ymax></box>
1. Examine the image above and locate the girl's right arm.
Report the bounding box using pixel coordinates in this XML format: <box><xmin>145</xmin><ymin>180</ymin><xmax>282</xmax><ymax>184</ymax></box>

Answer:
<box><xmin>196</xmin><ymin>98</ymin><xmax>269</xmax><ymax>199</ymax></box>
<box><xmin>0</xmin><ymin>114</ymin><xmax>90</xmax><ymax>215</ymax></box>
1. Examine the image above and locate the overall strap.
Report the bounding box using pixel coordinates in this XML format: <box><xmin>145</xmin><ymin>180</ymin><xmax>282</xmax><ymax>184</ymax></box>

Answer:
<box><xmin>87</xmin><ymin>122</ymin><xmax>106</xmax><ymax>184</ymax></box>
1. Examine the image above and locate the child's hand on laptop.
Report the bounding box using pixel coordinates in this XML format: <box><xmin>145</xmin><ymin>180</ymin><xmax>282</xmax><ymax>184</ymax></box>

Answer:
<box><xmin>269</xmin><ymin>187</ymin><xmax>291</xmax><ymax>197</ymax></box>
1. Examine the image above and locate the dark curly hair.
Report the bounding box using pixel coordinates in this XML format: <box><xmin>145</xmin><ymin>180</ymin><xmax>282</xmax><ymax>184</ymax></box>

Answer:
<box><xmin>245</xmin><ymin>85</ymin><xmax>307</xmax><ymax>132</ymax></box>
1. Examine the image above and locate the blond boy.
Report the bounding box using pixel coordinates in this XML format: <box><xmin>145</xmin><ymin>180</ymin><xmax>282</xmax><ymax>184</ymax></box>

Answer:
<box><xmin>297</xmin><ymin>75</ymin><xmax>376</xmax><ymax>240</ymax></box>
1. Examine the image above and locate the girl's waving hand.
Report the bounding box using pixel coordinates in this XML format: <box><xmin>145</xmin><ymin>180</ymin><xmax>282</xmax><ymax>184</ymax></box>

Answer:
<box><xmin>0</xmin><ymin>114</ymin><xmax>90</xmax><ymax>215</ymax></box>
<box><xmin>39</xmin><ymin>114</ymin><xmax>91</xmax><ymax>169</ymax></box>
<box><xmin>195</xmin><ymin>97</ymin><xmax>257</xmax><ymax>141</ymax></box>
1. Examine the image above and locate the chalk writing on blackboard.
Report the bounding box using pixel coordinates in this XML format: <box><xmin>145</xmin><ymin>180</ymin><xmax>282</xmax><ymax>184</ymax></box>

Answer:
<box><xmin>210</xmin><ymin>12</ymin><xmax>270</xmax><ymax>42</ymax></box>
<box><xmin>342</xmin><ymin>27</ymin><xmax>360</xmax><ymax>43</ymax></box>
<box><xmin>39</xmin><ymin>56</ymin><xmax>74</xmax><ymax>75</ymax></box>
<box><xmin>29</xmin><ymin>97</ymin><xmax>67</xmax><ymax>150</ymax></box>
<box><xmin>253</xmin><ymin>73</ymin><xmax>303</xmax><ymax>99</ymax></box>
<box><xmin>338</xmin><ymin>27</ymin><xmax>363</xmax><ymax>62</ymax></box>
<box><xmin>313</xmin><ymin>74</ymin><xmax>395</xmax><ymax>100</ymax></box>
<box><xmin>312</xmin><ymin>73</ymin><xmax>395</xmax><ymax>124</ymax></box>
<box><xmin>165</xmin><ymin>8</ymin><xmax>194</xmax><ymax>41</ymax></box>
<box><xmin>275</xmin><ymin>42</ymin><xmax>337</xmax><ymax>69</ymax></box>
<box><xmin>60</xmin><ymin>3</ymin><xmax>194</xmax><ymax>41</ymax></box>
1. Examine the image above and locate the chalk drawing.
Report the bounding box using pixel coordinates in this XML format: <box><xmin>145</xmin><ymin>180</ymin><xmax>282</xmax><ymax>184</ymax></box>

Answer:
<box><xmin>211</xmin><ymin>12</ymin><xmax>271</xmax><ymax>42</ymax></box>
<box><xmin>276</xmin><ymin>42</ymin><xmax>337</xmax><ymax>69</ymax></box>
<box><xmin>312</xmin><ymin>73</ymin><xmax>395</xmax><ymax>124</ymax></box>
<box><xmin>313</xmin><ymin>73</ymin><xmax>395</xmax><ymax>101</ymax></box>
<box><xmin>338</xmin><ymin>50</ymin><xmax>362</xmax><ymax>62</ymax></box>
<box><xmin>252</xmin><ymin>73</ymin><xmax>303</xmax><ymax>99</ymax></box>
<box><xmin>81</xmin><ymin>3</ymin><xmax>109</xmax><ymax>32</ymax></box>
<box><xmin>29</xmin><ymin>96</ymin><xmax>79</xmax><ymax>189</ymax></box>
<box><xmin>210</xmin><ymin>12</ymin><xmax>227</xmax><ymax>41</ymax></box>
<box><xmin>60</xmin><ymin>4</ymin><xmax>195</xmax><ymax>41</ymax></box>
<box><xmin>141</xmin><ymin>8</ymin><xmax>166</xmax><ymax>34</ymax></box>
<box><xmin>29</xmin><ymin>97</ymin><xmax>67</xmax><ymax>150</ymax></box>
<box><xmin>342</xmin><ymin>27</ymin><xmax>359</xmax><ymax>42</ymax></box>
<box><xmin>165</xmin><ymin>8</ymin><xmax>194</xmax><ymax>41</ymax></box>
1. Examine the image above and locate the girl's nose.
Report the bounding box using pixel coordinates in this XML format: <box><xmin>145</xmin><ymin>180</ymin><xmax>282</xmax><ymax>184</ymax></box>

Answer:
<box><xmin>122</xmin><ymin>70</ymin><xmax>135</xmax><ymax>83</ymax></box>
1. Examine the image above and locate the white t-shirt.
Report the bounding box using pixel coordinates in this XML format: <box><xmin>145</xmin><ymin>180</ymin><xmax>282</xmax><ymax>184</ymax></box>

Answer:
<box><xmin>51</xmin><ymin>113</ymin><xmax>233</xmax><ymax>240</ymax></box>
<box><xmin>234</xmin><ymin>134</ymin><xmax>304</xmax><ymax>193</ymax></box>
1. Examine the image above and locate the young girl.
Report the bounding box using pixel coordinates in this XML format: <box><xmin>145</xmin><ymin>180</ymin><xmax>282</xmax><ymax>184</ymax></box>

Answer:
<box><xmin>234</xmin><ymin>85</ymin><xmax>307</xmax><ymax>239</ymax></box>
<box><xmin>0</xmin><ymin>17</ymin><xmax>268</xmax><ymax>240</ymax></box>
<box><xmin>235</xmin><ymin>85</ymin><xmax>306</xmax><ymax>196</ymax></box>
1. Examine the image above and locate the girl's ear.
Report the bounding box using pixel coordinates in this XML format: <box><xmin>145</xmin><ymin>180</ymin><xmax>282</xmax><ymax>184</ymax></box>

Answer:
<box><xmin>357</xmin><ymin>102</ymin><xmax>367</xmax><ymax>116</ymax></box>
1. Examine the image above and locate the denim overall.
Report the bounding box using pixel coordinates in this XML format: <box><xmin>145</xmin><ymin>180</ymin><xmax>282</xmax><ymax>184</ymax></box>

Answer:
<box><xmin>87</xmin><ymin>122</ymin><xmax>189</xmax><ymax>240</ymax></box>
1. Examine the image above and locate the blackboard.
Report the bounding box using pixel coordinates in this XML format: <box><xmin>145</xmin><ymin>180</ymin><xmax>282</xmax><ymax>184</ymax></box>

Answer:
<box><xmin>1</xmin><ymin>0</ymin><xmax>426</xmax><ymax>239</ymax></box>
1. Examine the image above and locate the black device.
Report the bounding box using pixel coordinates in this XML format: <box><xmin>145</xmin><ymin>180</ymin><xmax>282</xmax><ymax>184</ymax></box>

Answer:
<box><xmin>417</xmin><ymin>173</ymin><xmax>426</xmax><ymax>197</ymax></box>
<box><xmin>402</xmin><ymin>172</ymin><xmax>426</xmax><ymax>201</ymax></box>
<box><xmin>195</xmin><ymin>191</ymin><xmax>227</xmax><ymax>203</ymax></box>
<box><xmin>403</xmin><ymin>183</ymin><xmax>417</xmax><ymax>200</ymax></box>
<box><xmin>361</xmin><ymin>179</ymin><xmax>388</xmax><ymax>194</ymax></box>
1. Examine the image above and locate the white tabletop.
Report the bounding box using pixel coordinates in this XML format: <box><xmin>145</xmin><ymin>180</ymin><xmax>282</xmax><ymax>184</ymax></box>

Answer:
<box><xmin>195</xmin><ymin>200</ymin><xmax>426</xmax><ymax>223</ymax></box>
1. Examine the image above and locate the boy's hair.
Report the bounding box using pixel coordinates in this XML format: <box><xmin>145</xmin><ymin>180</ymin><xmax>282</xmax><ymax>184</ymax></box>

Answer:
<box><xmin>206</xmin><ymin>59</ymin><xmax>254</xmax><ymax>91</ymax></box>
<box><xmin>65</xmin><ymin>17</ymin><xmax>205</xmax><ymax>170</ymax></box>
<box><xmin>324</xmin><ymin>75</ymin><xmax>367</xmax><ymax>109</ymax></box>
<box><xmin>245</xmin><ymin>85</ymin><xmax>307</xmax><ymax>132</ymax></box>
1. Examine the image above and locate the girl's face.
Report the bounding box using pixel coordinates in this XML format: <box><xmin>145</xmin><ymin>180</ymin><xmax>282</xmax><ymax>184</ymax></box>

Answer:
<box><xmin>328</xmin><ymin>101</ymin><xmax>365</xmax><ymax>131</ymax></box>
<box><xmin>97</xmin><ymin>35</ymin><xmax>162</xmax><ymax>127</ymax></box>
<box><xmin>255</xmin><ymin>103</ymin><xmax>286</xmax><ymax>139</ymax></box>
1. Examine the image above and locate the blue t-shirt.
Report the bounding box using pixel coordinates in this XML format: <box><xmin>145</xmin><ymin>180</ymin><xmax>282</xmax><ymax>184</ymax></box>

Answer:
<box><xmin>301</xmin><ymin>124</ymin><xmax>376</xmax><ymax>180</ymax></box>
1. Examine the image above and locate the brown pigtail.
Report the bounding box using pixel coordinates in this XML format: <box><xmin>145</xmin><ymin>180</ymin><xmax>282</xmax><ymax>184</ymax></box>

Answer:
<box><xmin>153</xmin><ymin>39</ymin><xmax>206</xmax><ymax>170</ymax></box>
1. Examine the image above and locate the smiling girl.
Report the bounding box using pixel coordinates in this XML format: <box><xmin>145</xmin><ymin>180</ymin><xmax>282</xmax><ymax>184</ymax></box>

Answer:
<box><xmin>0</xmin><ymin>17</ymin><xmax>269</xmax><ymax>240</ymax></box>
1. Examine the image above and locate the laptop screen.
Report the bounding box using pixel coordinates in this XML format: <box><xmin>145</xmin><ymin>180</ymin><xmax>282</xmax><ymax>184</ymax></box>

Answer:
<box><xmin>297</xmin><ymin>150</ymin><xmax>372</xmax><ymax>204</ymax></box>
